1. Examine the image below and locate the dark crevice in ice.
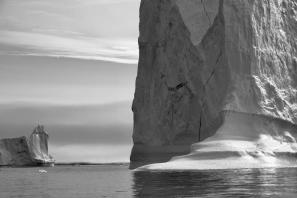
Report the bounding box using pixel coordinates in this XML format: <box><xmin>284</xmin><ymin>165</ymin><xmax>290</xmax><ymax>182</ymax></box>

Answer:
<box><xmin>162</xmin><ymin>77</ymin><xmax>195</xmax><ymax>97</ymax></box>
<box><xmin>201</xmin><ymin>0</ymin><xmax>212</xmax><ymax>27</ymax></box>
<box><xmin>168</xmin><ymin>82</ymin><xmax>188</xmax><ymax>92</ymax></box>
<box><xmin>198</xmin><ymin>114</ymin><xmax>202</xmax><ymax>141</ymax></box>
<box><xmin>204</xmin><ymin>49</ymin><xmax>223</xmax><ymax>87</ymax></box>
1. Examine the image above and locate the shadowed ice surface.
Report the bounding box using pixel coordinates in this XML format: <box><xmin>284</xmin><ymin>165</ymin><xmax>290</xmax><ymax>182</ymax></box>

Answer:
<box><xmin>1</xmin><ymin>165</ymin><xmax>297</xmax><ymax>198</ymax></box>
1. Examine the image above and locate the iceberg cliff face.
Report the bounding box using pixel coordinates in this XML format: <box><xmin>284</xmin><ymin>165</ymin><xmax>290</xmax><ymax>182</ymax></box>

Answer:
<box><xmin>0</xmin><ymin>137</ymin><xmax>34</xmax><ymax>166</ymax></box>
<box><xmin>131</xmin><ymin>0</ymin><xmax>297</xmax><ymax>169</ymax></box>
<box><xmin>29</xmin><ymin>125</ymin><xmax>53</xmax><ymax>164</ymax></box>
<box><xmin>0</xmin><ymin>125</ymin><xmax>54</xmax><ymax>166</ymax></box>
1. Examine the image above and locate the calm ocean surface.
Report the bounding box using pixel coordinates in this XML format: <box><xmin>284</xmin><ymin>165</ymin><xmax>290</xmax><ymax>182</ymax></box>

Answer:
<box><xmin>1</xmin><ymin>165</ymin><xmax>297</xmax><ymax>198</ymax></box>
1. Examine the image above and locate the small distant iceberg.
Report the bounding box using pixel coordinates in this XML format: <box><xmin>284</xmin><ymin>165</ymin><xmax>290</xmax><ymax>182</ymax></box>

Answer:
<box><xmin>0</xmin><ymin>125</ymin><xmax>55</xmax><ymax>167</ymax></box>
<box><xmin>38</xmin><ymin>169</ymin><xmax>47</xmax><ymax>173</ymax></box>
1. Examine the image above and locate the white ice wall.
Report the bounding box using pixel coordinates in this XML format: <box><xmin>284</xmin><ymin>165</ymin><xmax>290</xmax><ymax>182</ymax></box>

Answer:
<box><xmin>131</xmin><ymin>0</ymin><xmax>297</xmax><ymax>169</ymax></box>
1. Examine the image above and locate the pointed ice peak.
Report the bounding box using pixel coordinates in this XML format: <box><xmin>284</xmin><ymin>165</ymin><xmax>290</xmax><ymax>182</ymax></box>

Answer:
<box><xmin>32</xmin><ymin>125</ymin><xmax>48</xmax><ymax>136</ymax></box>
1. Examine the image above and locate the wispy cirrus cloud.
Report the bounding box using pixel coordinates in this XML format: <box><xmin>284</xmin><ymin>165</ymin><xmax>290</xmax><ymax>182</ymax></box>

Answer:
<box><xmin>0</xmin><ymin>0</ymin><xmax>139</xmax><ymax>64</ymax></box>
<box><xmin>0</xmin><ymin>30</ymin><xmax>138</xmax><ymax>64</ymax></box>
<box><xmin>75</xmin><ymin>0</ymin><xmax>137</xmax><ymax>5</ymax></box>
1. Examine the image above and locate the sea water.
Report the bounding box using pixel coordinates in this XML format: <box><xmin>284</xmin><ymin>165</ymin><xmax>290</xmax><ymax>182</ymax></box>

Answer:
<box><xmin>1</xmin><ymin>165</ymin><xmax>297</xmax><ymax>198</ymax></box>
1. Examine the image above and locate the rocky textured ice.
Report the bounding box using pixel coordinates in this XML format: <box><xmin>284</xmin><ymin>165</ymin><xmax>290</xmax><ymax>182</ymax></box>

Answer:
<box><xmin>0</xmin><ymin>125</ymin><xmax>54</xmax><ymax>166</ymax></box>
<box><xmin>131</xmin><ymin>0</ymin><xmax>297</xmax><ymax>169</ymax></box>
<box><xmin>29</xmin><ymin>125</ymin><xmax>54</xmax><ymax>165</ymax></box>
<box><xmin>137</xmin><ymin>112</ymin><xmax>297</xmax><ymax>170</ymax></box>
<box><xmin>0</xmin><ymin>136</ymin><xmax>34</xmax><ymax>166</ymax></box>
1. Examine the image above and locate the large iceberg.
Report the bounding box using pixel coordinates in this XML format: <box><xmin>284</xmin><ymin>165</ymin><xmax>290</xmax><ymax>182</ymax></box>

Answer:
<box><xmin>0</xmin><ymin>125</ymin><xmax>54</xmax><ymax>166</ymax></box>
<box><xmin>131</xmin><ymin>0</ymin><xmax>297</xmax><ymax>169</ymax></box>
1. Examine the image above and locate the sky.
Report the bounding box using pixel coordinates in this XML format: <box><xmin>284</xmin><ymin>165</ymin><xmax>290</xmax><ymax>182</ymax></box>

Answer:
<box><xmin>0</xmin><ymin>0</ymin><xmax>139</xmax><ymax>63</ymax></box>
<box><xmin>0</xmin><ymin>0</ymin><xmax>139</xmax><ymax>163</ymax></box>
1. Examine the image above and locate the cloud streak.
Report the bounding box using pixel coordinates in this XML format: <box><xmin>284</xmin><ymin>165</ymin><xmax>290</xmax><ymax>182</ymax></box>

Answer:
<box><xmin>0</xmin><ymin>55</ymin><xmax>137</xmax><ymax>104</ymax></box>
<box><xmin>0</xmin><ymin>0</ymin><xmax>139</xmax><ymax>64</ymax></box>
<box><xmin>0</xmin><ymin>30</ymin><xmax>138</xmax><ymax>64</ymax></box>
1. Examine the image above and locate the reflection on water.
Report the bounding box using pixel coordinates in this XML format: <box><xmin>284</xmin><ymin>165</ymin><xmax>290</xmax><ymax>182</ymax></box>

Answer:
<box><xmin>132</xmin><ymin>168</ymin><xmax>297</xmax><ymax>198</ymax></box>
<box><xmin>1</xmin><ymin>166</ymin><xmax>297</xmax><ymax>198</ymax></box>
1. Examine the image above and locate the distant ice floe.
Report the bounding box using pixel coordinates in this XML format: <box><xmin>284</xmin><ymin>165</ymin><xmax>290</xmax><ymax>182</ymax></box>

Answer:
<box><xmin>38</xmin><ymin>169</ymin><xmax>47</xmax><ymax>173</ymax></box>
